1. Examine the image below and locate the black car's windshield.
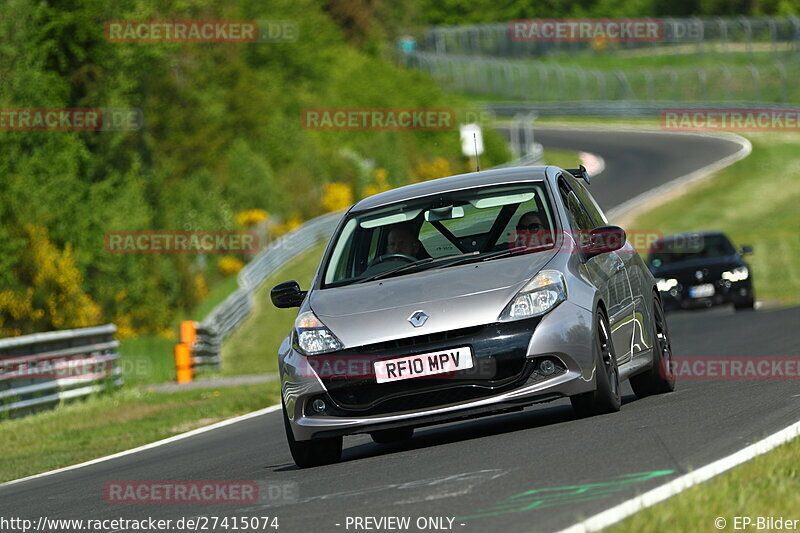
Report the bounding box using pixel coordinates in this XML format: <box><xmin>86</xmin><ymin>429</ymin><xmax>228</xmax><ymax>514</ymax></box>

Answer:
<box><xmin>323</xmin><ymin>183</ymin><xmax>556</xmax><ymax>287</ymax></box>
<box><xmin>648</xmin><ymin>234</ymin><xmax>737</xmax><ymax>267</ymax></box>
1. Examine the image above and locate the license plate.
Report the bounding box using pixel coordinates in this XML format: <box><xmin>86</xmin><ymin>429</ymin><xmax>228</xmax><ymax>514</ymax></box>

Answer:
<box><xmin>373</xmin><ymin>346</ymin><xmax>474</xmax><ymax>384</ymax></box>
<box><xmin>689</xmin><ymin>283</ymin><xmax>715</xmax><ymax>298</ymax></box>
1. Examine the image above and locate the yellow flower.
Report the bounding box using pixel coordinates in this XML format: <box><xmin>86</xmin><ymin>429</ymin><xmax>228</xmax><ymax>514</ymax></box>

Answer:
<box><xmin>235</xmin><ymin>209</ymin><xmax>269</xmax><ymax>227</ymax></box>
<box><xmin>217</xmin><ymin>256</ymin><xmax>244</xmax><ymax>276</ymax></box>
<box><xmin>321</xmin><ymin>182</ymin><xmax>354</xmax><ymax>212</ymax></box>
<box><xmin>412</xmin><ymin>157</ymin><xmax>452</xmax><ymax>183</ymax></box>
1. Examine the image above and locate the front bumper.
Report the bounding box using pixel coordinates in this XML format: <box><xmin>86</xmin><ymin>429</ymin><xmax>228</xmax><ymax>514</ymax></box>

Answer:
<box><xmin>660</xmin><ymin>279</ymin><xmax>753</xmax><ymax>310</ymax></box>
<box><xmin>280</xmin><ymin>300</ymin><xmax>595</xmax><ymax>441</ymax></box>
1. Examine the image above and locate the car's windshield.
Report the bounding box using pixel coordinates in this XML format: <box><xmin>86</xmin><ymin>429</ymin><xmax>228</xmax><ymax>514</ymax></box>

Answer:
<box><xmin>323</xmin><ymin>183</ymin><xmax>556</xmax><ymax>287</ymax></box>
<box><xmin>648</xmin><ymin>234</ymin><xmax>736</xmax><ymax>267</ymax></box>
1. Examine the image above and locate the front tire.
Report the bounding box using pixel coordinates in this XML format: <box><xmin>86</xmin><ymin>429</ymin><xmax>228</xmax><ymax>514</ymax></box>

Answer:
<box><xmin>282</xmin><ymin>400</ymin><xmax>342</xmax><ymax>468</ymax></box>
<box><xmin>570</xmin><ymin>310</ymin><xmax>621</xmax><ymax>417</ymax></box>
<box><xmin>630</xmin><ymin>296</ymin><xmax>676</xmax><ymax>398</ymax></box>
<box><xmin>734</xmin><ymin>295</ymin><xmax>755</xmax><ymax>311</ymax></box>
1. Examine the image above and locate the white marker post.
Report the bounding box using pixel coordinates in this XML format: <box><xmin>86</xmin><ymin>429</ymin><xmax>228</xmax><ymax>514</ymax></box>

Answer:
<box><xmin>460</xmin><ymin>123</ymin><xmax>484</xmax><ymax>172</ymax></box>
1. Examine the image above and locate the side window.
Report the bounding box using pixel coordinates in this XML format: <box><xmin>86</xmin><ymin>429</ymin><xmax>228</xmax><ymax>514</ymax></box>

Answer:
<box><xmin>566</xmin><ymin>191</ymin><xmax>595</xmax><ymax>231</ymax></box>
<box><xmin>572</xmin><ymin>180</ymin><xmax>607</xmax><ymax>228</ymax></box>
<box><xmin>559</xmin><ymin>179</ymin><xmax>592</xmax><ymax>231</ymax></box>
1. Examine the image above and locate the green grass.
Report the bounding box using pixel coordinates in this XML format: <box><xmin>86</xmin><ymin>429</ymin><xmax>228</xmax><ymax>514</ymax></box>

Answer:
<box><xmin>607</xmin><ymin>435</ymin><xmax>800</xmax><ymax>533</ymax></box>
<box><xmin>116</xmin><ymin>273</ymin><xmax>242</xmax><ymax>386</ymax></box>
<box><xmin>189</xmin><ymin>274</ymin><xmax>241</xmax><ymax>321</ymax></box>
<box><xmin>0</xmin><ymin>381</ymin><xmax>280</xmax><ymax>483</ymax></box>
<box><xmin>627</xmin><ymin>131</ymin><xmax>800</xmax><ymax>306</ymax></box>
<box><xmin>221</xmin><ymin>243</ymin><xmax>327</xmax><ymax>376</ymax></box>
<box><xmin>534</xmin><ymin>49</ymin><xmax>798</xmax><ymax>70</ymax></box>
<box><xmin>543</xmin><ymin>148</ymin><xmax>581</xmax><ymax>168</ymax></box>
<box><xmin>117</xmin><ymin>334</ymin><xmax>176</xmax><ymax>386</ymax></box>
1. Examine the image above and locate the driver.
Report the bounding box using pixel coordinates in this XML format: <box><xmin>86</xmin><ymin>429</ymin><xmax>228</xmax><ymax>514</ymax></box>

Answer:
<box><xmin>514</xmin><ymin>211</ymin><xmax>552</xmax><ymax>248</ymax></box>
<box><xmin>386</xmin><ymin>225</ymin><xmax>423</xmax><ymax>258</ymax></box>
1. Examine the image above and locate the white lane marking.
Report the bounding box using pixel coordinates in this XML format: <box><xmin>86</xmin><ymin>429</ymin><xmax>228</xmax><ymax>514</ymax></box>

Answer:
<box><xmin>579</xmin><ymin>151</ymin><xmax>605</xmax><ymax>178</ymax></box>
<box><xmin>0</xmin><ymin>404</ymin><xmax>282</xmax><ymax>488</ymax></box>
<box><xmin>554</xmin><ymin>418</ymin><xmax>800</xmax><ymax>533</ymax></box>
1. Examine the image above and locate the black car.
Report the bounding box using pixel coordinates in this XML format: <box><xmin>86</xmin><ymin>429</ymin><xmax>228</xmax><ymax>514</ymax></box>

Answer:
<box><xmin>647</xmin><ymin>231</ymin><xmax>754</xmax><ymax>311</ymax></box>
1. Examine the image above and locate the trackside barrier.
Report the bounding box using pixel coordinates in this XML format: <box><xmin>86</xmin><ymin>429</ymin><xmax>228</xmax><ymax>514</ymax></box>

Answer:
<box><xmin>0</xmin><ymin>324</ymin><xmax>122</xmax><ymax>417</ymax></box>
<box><xmin>183</xmin><ymin>211</ymin><xmax>345</xmax><ymax>378</ymax></box>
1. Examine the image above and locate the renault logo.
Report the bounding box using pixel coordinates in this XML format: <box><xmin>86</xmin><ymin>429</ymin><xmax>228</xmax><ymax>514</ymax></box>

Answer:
<box><xmin>408</xmin><ymin>310</ymin><xmax>428</xmax><ymax>327</ymax></box>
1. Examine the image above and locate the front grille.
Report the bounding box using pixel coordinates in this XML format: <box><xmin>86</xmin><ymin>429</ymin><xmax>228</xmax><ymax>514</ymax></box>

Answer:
<box><xmin>352</xmin><ymin>325</ymin><xmax>483</xmax><ymax>354</ymax></box>
<box><xmin>318</xmin><ymin>318</ymin><xmax>543</xmax><ymax>415</ymax></box>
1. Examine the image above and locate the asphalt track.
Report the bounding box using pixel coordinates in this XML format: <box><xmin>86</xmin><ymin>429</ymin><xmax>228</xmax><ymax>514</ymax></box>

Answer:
<box><xmin>2</xmin><ymin>128</ymin><xmax>798</xmax><ymax>533</ymax></box>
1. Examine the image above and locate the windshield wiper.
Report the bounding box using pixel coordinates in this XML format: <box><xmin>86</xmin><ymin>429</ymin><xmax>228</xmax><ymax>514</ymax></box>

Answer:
<box><xmin>443</xmin><ymin>244</ymin><xmax>553</xmax><ymax>268</ymax></box>
<box><xmin>357</xmin><ymin>252</ymin><xmax>479</xmax><ymax>283</ymax></box>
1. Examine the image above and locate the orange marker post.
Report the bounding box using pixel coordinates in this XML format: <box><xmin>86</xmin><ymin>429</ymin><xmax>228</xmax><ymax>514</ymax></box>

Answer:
<box><xmin>180</xmin><ymin>320</ymin><xmax>197</xmax><ymax>346</ymax></box>
<box><xmin>174</xmin><ymin>343</ymin><xmax>193</xmax><ymax>383</ymax></box>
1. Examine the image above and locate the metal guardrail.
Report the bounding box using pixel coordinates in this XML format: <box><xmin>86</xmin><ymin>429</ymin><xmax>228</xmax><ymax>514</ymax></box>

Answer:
<box><xmin>410</xmin><ymin>52</ymin><xmax>792</xmax><ymax>104</ymax></box>
<box><xmin>422</xmin><ymin>16</ymin><xmax>800</xmax><ymax>57</ymax></box>
<box><xmin>483</xmin><ymin>100</ymin><xmax>798</xmax><ymax>117</ymax></box>
<box><xmin>193</xmin><ymin>211</ymin><xmax>345</xmax><ymax>370</ymax></box>
<box><xmin>0</xmin><ymin>324</ymin><xmax>122</xmax><ymax>417</ymax></box>
<box><xmin>190</xmin><ymin>118</ymin><xmax>544</xmax><ymax>373</ymax></box>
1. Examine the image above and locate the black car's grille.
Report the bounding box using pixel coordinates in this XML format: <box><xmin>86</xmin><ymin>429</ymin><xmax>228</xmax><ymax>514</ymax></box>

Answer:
<box><xmin>316</xmin><ymin>318</ymin><xmax>544</xmax><ymax>416</ymax></box>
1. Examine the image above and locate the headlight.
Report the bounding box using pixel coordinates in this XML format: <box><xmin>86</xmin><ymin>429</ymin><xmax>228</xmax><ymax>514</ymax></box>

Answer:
<box><xmin>499</xmin><ymin>270</ymin><xmax>567</xmax><ymax>321</ymax></box>
<box><xmin>721</xmin><ymin>266</ymin><xmax>749</xmax><ymax>282</ymax></box>
<box><xmin>294</xmin><ymin>311</ymin><xmax>343</xmax><ymax>355</ymax></box>
<box><xmin>656</xmin><ymin>278</ymin><xmax>678</xmax><ymax>292</ymax></box>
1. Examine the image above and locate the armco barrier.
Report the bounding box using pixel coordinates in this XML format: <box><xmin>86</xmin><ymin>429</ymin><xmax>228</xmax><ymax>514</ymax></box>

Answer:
<box><xmin>0</xmin><ymin>324</ymin><xmax>122</xmax><ymax>417</ymax></box>
<box><xmin>189</xmin><ymin>211</ymin><xmax>345</xmax><ymax>375</ymax></box>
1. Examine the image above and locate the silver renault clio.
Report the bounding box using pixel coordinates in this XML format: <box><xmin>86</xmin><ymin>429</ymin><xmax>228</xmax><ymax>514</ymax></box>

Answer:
<box><xmin>271</xmin><ymin>165</ymin><xmax>675</xmax><ymax>468</ymax></box>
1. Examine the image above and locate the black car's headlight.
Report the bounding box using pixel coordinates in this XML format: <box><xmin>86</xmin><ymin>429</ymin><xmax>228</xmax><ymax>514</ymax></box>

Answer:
<box><xmin>294</xmin><ymin>310</ymin><xmax>343</xmax><ymax>355</ymax></box>
<box><xmin>721</xmin><ymin>266</ymin><xmax>749</xmax><ymax>282</ymax></box>
<box><xmin>656</xmin><ymin>278</ymin><xmax>678</xmax><ymax>292</ymax></box>
<box><xmin>499</xmin><ymin>270</ymin><xmax>567</xmax><ymax>322</ymax></box>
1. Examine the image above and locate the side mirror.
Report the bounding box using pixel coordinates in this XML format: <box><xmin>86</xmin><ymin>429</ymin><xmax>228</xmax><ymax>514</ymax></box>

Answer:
<box><xmin>270</xmin><ymin>281</ymin><xmax>306</xmax><ymax>308</ymax></box>
<box><xmin>581</xmin><ymin>226</ymin><xmax>626</xmax><ymax>258</ymax></box>
<box><xmin>739</xmin><ymin>245</ymin><xmax>753</xmax><ymax>255</ymax></box>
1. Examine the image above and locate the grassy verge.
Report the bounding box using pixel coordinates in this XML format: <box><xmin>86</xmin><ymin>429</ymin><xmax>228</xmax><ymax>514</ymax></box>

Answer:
<box><xmin>0</xmin><ymin>380</ymin><xmax>280</xmax><ymax>483</ymax></box>
<box><xmin>221</xmin><ymin>243</ymin><xmax>327</xmax><ymax>376</ymax></box>
<box><xmin>542</xmin><ymin>148</ymin><xmax>581</xmax><ymax>168</ymax></box>
<box><xmin>607</xmin><ymin>435</ymin><xmax>800</xmax><ymax>533</ymax></box>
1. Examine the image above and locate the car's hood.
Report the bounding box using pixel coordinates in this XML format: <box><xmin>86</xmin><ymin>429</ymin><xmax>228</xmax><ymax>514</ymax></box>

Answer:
<box><xmin>310</xmin><ymin>251</ymin><xmax>556</xmax><ymax>348</ymax></box>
